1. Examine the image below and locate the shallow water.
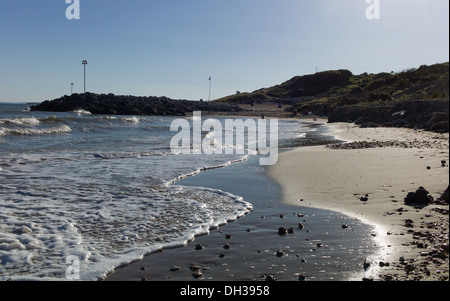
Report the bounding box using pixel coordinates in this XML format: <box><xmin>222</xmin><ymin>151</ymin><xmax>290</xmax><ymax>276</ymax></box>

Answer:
<box><xmin>1</xmin><ymin>103</ymin><xmax>340</xmax><ymax>280</ymax></box>
<box><xmin>176</xmin><ymin>156</ymin><xmax>377</xmax><ymax>281</ymax></box>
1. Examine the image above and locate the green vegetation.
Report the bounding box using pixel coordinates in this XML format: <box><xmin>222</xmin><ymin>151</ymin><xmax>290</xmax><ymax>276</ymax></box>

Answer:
<box><xmin>215</xmin><ymin>62</ymin><xmax>448</xmax><ymax>104</ymax></box>
<box><xmin>214</xmin><ymin>62</ymin><xmax>449</xmax><ymax>132</ymax></box>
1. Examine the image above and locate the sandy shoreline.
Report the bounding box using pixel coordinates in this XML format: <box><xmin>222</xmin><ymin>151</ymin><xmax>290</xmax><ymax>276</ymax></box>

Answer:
<box><xmin>105</xmin><ymin>113</ymin><xmax>448</xmax><ymax>282</ymax></box>
<box><xmin>105</xmin><ymin>152</ymin><xmax>378</xmax><ymax>282</ymax></box>
<box><xmin>267</xmin><ymin>122</ymin><xmax>449</xmax><ymax>280</ymax></box>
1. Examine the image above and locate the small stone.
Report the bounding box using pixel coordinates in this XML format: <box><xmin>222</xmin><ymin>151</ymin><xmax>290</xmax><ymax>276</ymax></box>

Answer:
<box><xmin>140</xmin><ymin>266</ymin><xmax>147</xmax><ymax>271</ymax></box>
<box><xmin>363</xmin><ymin>259</ymin><xmax>370</xmax><ymax>270</ymax></box>
<box><xmin>382</xmin><ymin>274</ymin><xmax>397</xmax><ymax>281</ymax></box>
<box><xmin>195</xmin><ymin>244</ymin><xmax>204</xmax><ymax>250</ymax></box>
<box><xmin>316</xmin><ymin>243</ymin><xmax>323</xmax><ymax>248</ymax></box>
<box><xmin>276</xmin><ymin>250</ymin><xmax>284</xmax><ymax>257</ymax></box>
<box><xmin>169</xmin><ymin>266</ymin><xmax>181</xmax><ymax>272</ymax></box>
<box><xmin>298</xmin><ymin>213</ymin><xmax>304</xmax><ymax>217</ymax></box>
<box><xmin>223</xmin><ymin>243</ymin><xmax>231</xmax><ymax>250</ymax></box>
<box><xmin>280</xmin><ymin>213</ymin><xmax>285</xmax><ymax>218</ymax></box>
<box><xmin>298</xmin><ymin>223</ymin><xmax>304</xmax><ymax>229</ymax></box>
<box><xmin>218</xmin><ymin>253</ymin><xmax>225</xmax><ymax>258</ymax></box>
<box><xmin>288</xmin><ymin>227</ymin><xmax>295</xmax><ymax>234</ymax></box>
<box><xmin>404</xmin><ymin>264</ymin><xmax>415</xmax><ymax>272</ymax></box>
<box><xmin>342</xmin><ymin>224</ymin><xmax>349</xmax><ymax>229</ymax></box>
<box><xmin>278</xmin><ymin>227</ymin><xmax>287</xmax><ymax>236</ymax></box>
<box><xmin>225</xmin><ymin>234</ymin><xmax>232</xmax><ymax>239</ymax></box>
<box><xmin>405</xmin><ymin>218</ymin><xmax>414</xmax><ymax>227</ymax></box>
<box><xmin>265</xmin><ymin>274</ymin><xmax>276</xmax><ymax>281</ymax></box>
<box><xmin>192</xmin><ymin>269</ymin><xmax>203</xmax><ymax>278</ymax></box>
<box><xmin>298</xmin><ymin>274</ymin><xmax>306</xmax><ymax>281</ymax></box>
<box><xmin>189</xmin><ymin>264</ymin><xmax>201</xmax><ymax>271</ymax></box>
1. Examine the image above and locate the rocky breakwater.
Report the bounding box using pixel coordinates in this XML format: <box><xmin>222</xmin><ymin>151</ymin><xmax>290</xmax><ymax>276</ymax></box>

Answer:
<box><xmin>30</xmin><ymin>93</ymin><xmax>233</xmax><ymax>116</ymax></box>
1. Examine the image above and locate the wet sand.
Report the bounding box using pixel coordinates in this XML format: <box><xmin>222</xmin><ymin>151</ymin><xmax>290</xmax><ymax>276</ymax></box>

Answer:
<box><xmin>105</xmin><ymin>155</ymin><xmax>377</xmax><ymax>282</ymax></box>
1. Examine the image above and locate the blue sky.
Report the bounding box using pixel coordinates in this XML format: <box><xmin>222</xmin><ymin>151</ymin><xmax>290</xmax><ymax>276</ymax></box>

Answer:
<box><xmin>0</xmin><ymin>0</ymin><xmax>449</xmax><ymax>102</ymax></box>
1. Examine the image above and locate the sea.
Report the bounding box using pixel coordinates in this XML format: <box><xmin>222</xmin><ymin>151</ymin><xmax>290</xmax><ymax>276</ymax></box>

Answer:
<box><xmin>0</xmin><ymin>102</ymin><xmax>375</xmax><ymax>281</ymax></box>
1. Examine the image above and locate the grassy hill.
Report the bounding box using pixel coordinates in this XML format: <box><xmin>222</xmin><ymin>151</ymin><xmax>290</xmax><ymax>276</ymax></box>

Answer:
<box><xmin>215</xmin><ymin>62</ymin><xmax>449</xmax><ymax>132</ymax></box>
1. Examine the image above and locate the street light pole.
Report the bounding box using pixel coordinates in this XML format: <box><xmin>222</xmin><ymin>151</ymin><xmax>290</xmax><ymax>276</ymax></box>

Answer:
<box><xmin>82</xmin><ymin>60</ymin><xmax>88</xmax><ymax>93</ymax></box>
<box><xmin>71</xmin><ymin>82</ymin><xmax>74</xmax><ymax>95</ymax></box>
<box><xmin>208</xmin><ymin>77</ymin><xmax>212</xmax><ymax>102</ymax></box>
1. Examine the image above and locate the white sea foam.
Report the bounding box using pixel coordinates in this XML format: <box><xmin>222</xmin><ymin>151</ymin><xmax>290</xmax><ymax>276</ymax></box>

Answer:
<box><xmin>120</xmin><ymin>117</ymin><xmax>140</xmax><ymax>123</ymax></box>
<box><xmin>0</xmin><ymin>117</ymin><xmax>40</xmax><ymax>126</ymax></box>
<box><xmin>72</xmin><ymin>109</ymin><xmax>91</xmax><ymax>115</ymax></box>
<box><xmin>93</xmin><ymin>151</ymin><xmax>172</xmax><ymax>160</ymax></box>
<box><xmin>0</xmin><ymin>182</ymin><xmax>251</xmax><ymax>281</ymax></box>
<box><xmin>1</xmin><ymin>124</ymin><xmax>72</xmax><ymax>136</ymax></box>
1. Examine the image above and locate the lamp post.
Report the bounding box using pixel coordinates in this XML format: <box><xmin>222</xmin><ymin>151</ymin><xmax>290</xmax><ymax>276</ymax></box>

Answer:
<box><xmin>208</xmin><ymin>77</ymin><xmax>212</xmax><ymax>102</ymax></box>
<box><xmin>82</xmin><ymin>60</ymin><xmax>88</xmax><ymax>93</ymax></box>
<box><xmin>71</xmin><ymin>82</ymin><xmax>74</xmax><ymax>95</ymax></box>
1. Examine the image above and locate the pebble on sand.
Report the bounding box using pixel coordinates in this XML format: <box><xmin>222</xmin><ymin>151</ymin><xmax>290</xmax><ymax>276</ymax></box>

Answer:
<box><xmin>192</xmin><ymin>269</ymin><xmax>203</xmax><ymax>279</ymax></box>
<box><xmin>170</xmin><ymin>266</ymin><xmax>181</xmax><ymax>272</ymax></box>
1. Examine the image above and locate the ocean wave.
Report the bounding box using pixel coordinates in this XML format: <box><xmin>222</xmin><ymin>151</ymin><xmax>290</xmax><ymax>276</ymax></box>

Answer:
<box><xmin>72</xmin><ymin>109</ymin><xmax>91</xmax><ymax>115</ymax></box>
<box><xmin>0</xmin><ymin>117</ymin><xmax>40</xmax><ymax>126</ymax></box>
<box><xmin>93</xmin><ymin>151</ymin><xmax>173</xmax><ymax>160</ymax></box>
<box><xmin>120</xmin><ymin>117</ymin><xmax>140</xmax><ymax>123</ymax></box>
<box><xmin>0</xmin><ymin>183</ymin><xmax>252</xmax><ymax>281</ymax></box>
<box><xmin>39</xmin><ymin>115</ymin><xmax>65</xmax><ymax>123</ymax></box>
<box><xmin>0</xmin><ymin>125</ymin><xmax>72</xmax><ymax>136</ymax></box>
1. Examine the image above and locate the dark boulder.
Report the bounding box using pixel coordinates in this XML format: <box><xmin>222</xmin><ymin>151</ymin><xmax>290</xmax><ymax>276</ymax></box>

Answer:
<box><xmin>404</xmin><ymin>187</ymin><xmax>434</xmax><ymax>205</ymax></box>
<box><xmin>436</xmin><ymin>186</ymin><xmax>449</xmax><ymax>205</ymax></box>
